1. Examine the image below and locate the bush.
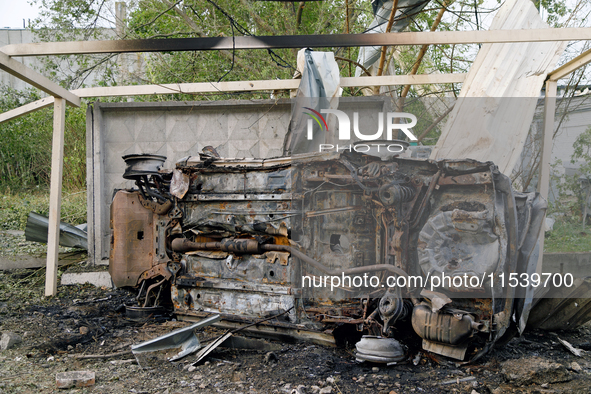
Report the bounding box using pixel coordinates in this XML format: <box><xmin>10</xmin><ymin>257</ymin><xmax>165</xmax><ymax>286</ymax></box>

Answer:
<box><xmin>0</xmin><ymin>86</ymin><xmax>87</xmax><ymax>192</ymax></box>
<box><xmin>545</xmin><ymin>215</ymin><xmax>591</xmax><ymax>253</ymax></box>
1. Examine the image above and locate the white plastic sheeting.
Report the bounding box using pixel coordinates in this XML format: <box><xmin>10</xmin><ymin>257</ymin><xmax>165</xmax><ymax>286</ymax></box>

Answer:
<box><xmin>430</xmin><ymin>0</ymin><xmax>566</xmax><ymax>175</ymax></box>
<box><xmin>284</xmin><ymin>49</ymin><xmax>342</xmax><ymax>154</ymax></box>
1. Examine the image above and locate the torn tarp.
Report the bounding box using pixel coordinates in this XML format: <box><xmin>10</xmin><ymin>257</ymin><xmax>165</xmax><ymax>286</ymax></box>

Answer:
<box><xmin>283</xmin><ymin>49</ymin><xmax>341</xmax><ymax>155</ymax></box>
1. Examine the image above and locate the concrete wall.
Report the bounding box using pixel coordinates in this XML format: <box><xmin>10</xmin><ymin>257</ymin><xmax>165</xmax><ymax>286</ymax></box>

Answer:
<box><xmin>0</xmin><ymin>29</ymin><xmax>40</xmax><ymax>91</ymax></box>
<box><xmin>543</xmin><ymin>252</ymin><xmax>591</xmax><ymax>277</ymax></box>
<box><xmin>0</xmin><ymin>28</ymin><xmax>131</xmax><ymax>91</ymax></box>
<box><xmin>86</xmin><ymin>99</ymin><xmax>292</xmax><ymax>265</ymax></box>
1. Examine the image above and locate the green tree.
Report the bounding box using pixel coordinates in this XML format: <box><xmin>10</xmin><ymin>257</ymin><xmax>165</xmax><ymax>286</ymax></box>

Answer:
<box><xmin>30</xmin><ymin>0</ymin><xmax>376</xmax><ymax>97</ymax></box>
<box><xmin>0</xmin><ymin>87</ymin><xmax>87</xmax><ymax>191</ymax></box>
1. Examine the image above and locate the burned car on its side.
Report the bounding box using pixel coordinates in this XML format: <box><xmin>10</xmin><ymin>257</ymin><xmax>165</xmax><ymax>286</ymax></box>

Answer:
<box><xmin>109</xmin><ymin>149</ymin><xmax>546</xmax><ymax>362</ymax></box>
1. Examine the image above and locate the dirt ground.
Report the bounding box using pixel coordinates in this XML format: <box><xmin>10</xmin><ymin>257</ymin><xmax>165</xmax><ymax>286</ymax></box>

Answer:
<box><xmin>1</xmin><ymin>262</ymin><xmax>591</xmax><ymax>394</ymax></box>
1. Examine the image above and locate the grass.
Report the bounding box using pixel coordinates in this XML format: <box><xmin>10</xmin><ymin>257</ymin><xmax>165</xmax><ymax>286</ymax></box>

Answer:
<box><xmin>0</xmin><ymin>189</ymin><xmax>88</xmax><ymax>257</ymax></box>
<box><xmin>544</xmin><ymin>215</ymin><xmax>591</xmax><ymax>253</ymax></box>
<box><xmin>0</xmin><ymin>189</ymin><xmax>87</xmax><ymax>231</ymax></box>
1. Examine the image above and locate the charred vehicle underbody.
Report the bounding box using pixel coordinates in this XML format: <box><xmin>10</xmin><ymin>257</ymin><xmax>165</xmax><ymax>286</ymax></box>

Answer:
<box><xmin>110</xmin><ymin>150</ymin><xmax>546</xmax><ymax>363</ymax></box>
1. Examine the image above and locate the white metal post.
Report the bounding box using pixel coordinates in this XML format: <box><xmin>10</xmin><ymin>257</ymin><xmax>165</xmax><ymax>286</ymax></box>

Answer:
<box><xmin>45</xmin><ymin>97</ymin><xmax>66</xmax><ymax>296</ymax></box>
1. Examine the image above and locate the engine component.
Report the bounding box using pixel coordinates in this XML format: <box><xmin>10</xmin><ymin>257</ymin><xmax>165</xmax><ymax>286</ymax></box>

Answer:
<box><xmin>355</xmin><ymin>335</ymin><xmax>406</xmax><ymax>363</ymax></box>
<box><xmin>411</xmin><ymin>303</ymin><xmax>483</xmax><ymax>346</ymax></box>
<box><xmin>171</xmin><ymin>238</ymin><xmax>262</xmax><ymax>254</ymax></box>
<box><xmin>122</xmin><ymin>153</ymin><xmax>167</xmax><ymax>179</ymax></box>
<box><xmin>378</xmin><ymin>184</ymin><xmax>415</xmax><ymax>205</ymax></box>
<box><xmin>378</xmin><ymin>287</ymin><xmax>408</xmax><ymax>334</ymax></box>
<box><xmin>417</xmin><ymin>207</ymin><xmax>499</xmax><ymax>291</ymax></box>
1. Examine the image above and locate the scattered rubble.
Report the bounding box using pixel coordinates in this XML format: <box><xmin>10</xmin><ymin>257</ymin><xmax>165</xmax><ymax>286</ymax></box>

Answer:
<box><xmin>61</xmin><ymin>271</ymin><xmax>113</xmax><ymax>288</ymax></box>
<box><xmin>1</xmin><ymin>268</ymin><xmax>591</xmax><ymax>393</ymax></box>
<box><xmin>131</xmin><ymin>315</ymin><xmax>220</xmax><ymax>366</ymax></box>
<box><xmin>441</xmin><ymin>376</ymin><xmax>477</xmax><ymax>385</ymax></box>
<box><xmin>570</xmin><ymin>361</ymin><xmax>583</xmax><ymax>372</ymax></box>
<box><xmin>501</xmin><ymin>356</ymin><xmax>572</xmax><ymax>386</ymax></box>
<box><xmin>0</xmin><ymin>332</ymin><xmax>21</xmax><ymax>350</ymax></box>
<box><xmin>265</xmin><ymin>351</ymin><xmax>278</xmax><ymax>363</ymax></box>
<box><xmin>25</xmin><ymin>212</ymin><xmax>87</xmax><ymax>250</ymax></box>
<box><xmin>55</xmin><ymin>371</ymin><xmax>95</xmax><ymax>389</ymax></box>
<box><xmin>557</xmin><ymin>336</ymin><xmax>587</xmax><ymax>357</ymax></box>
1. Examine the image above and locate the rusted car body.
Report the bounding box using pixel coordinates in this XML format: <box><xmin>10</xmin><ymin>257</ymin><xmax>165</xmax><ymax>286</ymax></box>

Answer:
<box><xmin>109</xmin><ymin>150</ymin><xmax>546</xmax><ymax>362</ymax></box>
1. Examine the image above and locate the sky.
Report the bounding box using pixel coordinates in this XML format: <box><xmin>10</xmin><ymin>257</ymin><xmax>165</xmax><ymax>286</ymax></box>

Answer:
<box><xmin>0</xmin><ymin>0</ymin><xmax>587</xmax><ymax>31</ymax></box>
<box><xmin>0</xmin><ymin>0</ymin><xmax>40</xmax><ymax>29</ymax></box>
